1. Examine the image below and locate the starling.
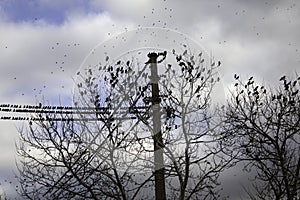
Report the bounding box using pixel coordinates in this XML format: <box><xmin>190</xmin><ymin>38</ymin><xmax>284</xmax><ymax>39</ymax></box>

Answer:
<box><xmin>195</xmin><ymin>85</ymin><xmax>201</xmax><ymax>94</ymax></box>
<box><xmin>280</xmin><ymin>75</ymin><xmax>286</xmax><ymax>81</ymax></box>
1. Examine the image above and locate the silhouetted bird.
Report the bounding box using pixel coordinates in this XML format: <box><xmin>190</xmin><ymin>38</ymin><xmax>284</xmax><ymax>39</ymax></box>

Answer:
<box><xmin>195</xmin><ymin>85</ymin><xmax>201</xmax><ymax>94</ymax></box>
<box><xmin>292</xmin><ymin>80</ymin><xmax>297</xmax><ymax>87</ymax></box>
<box><xmin>280</xmin><ymin>76</ymin><xmax>286</xmax><ymax>81</ymax></box>
<box><xmin>162</xmin><ymin>51</ymin><xmax>167</xmax><ymax>57</ymax></box>
<box><xmin>179</xmin><ymin>62</ymin><xmax>186</xmax><ymax>67</ymax></box>
<box><xmin>165</xmin><ymin>64</ymin><xmax>172</xmax><ymax>73</ymax></box>
<box><xmin>236</xmin><ymin>96</ymin><xmax>239</xmax><ymax>104</ymax></box>
<box><xmin>263</xmin><ymin>89</ymin><xmax>266</xmax><ymax>94</ymax></box>
<box><xmin>271</xmin><ymin>95</ymin><xmax>276</xmax><ymax>101</ymax></box>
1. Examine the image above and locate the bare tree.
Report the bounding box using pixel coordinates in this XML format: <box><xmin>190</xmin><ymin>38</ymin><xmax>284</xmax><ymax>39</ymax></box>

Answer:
<box><xmin>156</xmin><ymin>50</ymin><xmax>232</xmax><ymax>199</ymax></box>
<box><xmin>16</xmin><ymin>47</ymin><xmax>232</xmax><ymax>199</ymax></box>
<box><xmin>219</xmin><ymin>75</ymin><xmax>300</xmax><ymax>200</ymax></box>
<box><xmin>17</xmin><ymin>110</ymin><xmax>153</xmax><ymax>199</ymax></box>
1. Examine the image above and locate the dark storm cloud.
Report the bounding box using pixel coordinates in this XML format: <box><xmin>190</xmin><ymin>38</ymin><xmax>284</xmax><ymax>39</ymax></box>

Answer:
<box><xmin>0</xmin><ymin>0</ymin><xmax>299</xmax><ymax>199</ymax></box>
<box><xmin>0</xmin><ymin>0</ymin><xmax>102</xmax><ymax>24</ymax></box>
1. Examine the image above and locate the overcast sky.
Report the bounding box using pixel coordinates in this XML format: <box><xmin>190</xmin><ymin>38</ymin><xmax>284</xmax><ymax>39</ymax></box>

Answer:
<box><xmin>0</xmin><ymin>0</ymin><xmax>299</xmax><ymax>198</ymax></box>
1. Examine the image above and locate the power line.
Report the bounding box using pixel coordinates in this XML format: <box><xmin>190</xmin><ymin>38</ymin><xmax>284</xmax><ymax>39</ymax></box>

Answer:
<box><xmin>0</xmin><ymin>104</ymin><xmax>150</xmax><ymax>121</ymax></box>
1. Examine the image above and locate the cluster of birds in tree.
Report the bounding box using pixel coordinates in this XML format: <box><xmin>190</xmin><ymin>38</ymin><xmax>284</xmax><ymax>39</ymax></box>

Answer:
<box><xmin>274</xmin><ymin>75</ymin><xmax>299</xmax><ymax>106</ymax></box>
<box><xmin>233</xmin><ymin>74</ymin><xmax>299</xmax><ymax>107</ymax></box>
<box><xmin>74</xmin><ymin>46</ymin><xmax>221</xmax><ymax>136</ymax></box>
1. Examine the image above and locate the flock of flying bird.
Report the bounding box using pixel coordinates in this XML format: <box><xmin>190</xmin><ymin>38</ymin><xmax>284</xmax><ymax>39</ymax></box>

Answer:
<box><xmin>0</xmin><ymin>0</ymin><xmax>299</xmax><ymax>124</ymax></box>
<box><xmin>0</xmin><ymin>1</ymin><xmax>299</xmax><ymax>198</ymax></box>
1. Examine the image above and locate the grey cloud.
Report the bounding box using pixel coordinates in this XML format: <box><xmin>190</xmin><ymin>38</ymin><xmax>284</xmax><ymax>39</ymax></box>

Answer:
<box><xmin>0</xmin><ymin>0</ymin><xmax>299</xmax><ymax>198</ymax></box>
<box><xmin>92</xmin><ymin>0</ymin><xmax>299</xmax><ymax>83</ymax></box>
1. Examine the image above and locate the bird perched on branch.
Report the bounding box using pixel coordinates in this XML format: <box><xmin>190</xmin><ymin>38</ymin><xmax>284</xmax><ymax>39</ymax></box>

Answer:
<box><xmin>195</xmin><ymin>85</ymin><xmax>201</xmax><ymax>94</ymax></box>
<box><xmin>280</xmin><ymin>75</ymin><xmax>286</xmax><ymax>81</ymax></box>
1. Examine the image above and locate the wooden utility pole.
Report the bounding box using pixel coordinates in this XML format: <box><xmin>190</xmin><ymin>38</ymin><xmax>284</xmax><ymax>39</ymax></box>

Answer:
<box><xmin>148</xmin><ymin>52</ymin><xmax>166</xmax><ymax>200</ymax></box>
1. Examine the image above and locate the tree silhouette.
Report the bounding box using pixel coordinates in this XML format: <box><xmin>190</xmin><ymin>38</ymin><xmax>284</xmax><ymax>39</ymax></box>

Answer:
<box><xmin>219</xmin><ymin>75</ymin><xmax>300</xmax><ymax>200</ymax></box>
<box><xmin>16</xmin><ymin>47</ymin><xmax>232</xmax><ymax>199</ymax></box>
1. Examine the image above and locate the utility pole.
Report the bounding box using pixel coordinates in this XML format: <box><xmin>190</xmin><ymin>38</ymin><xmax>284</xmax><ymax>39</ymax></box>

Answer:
<box><xmin>148</xmin><ymin>52</ymin><xmax>166</xmax><ymax>200</ymax></box>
